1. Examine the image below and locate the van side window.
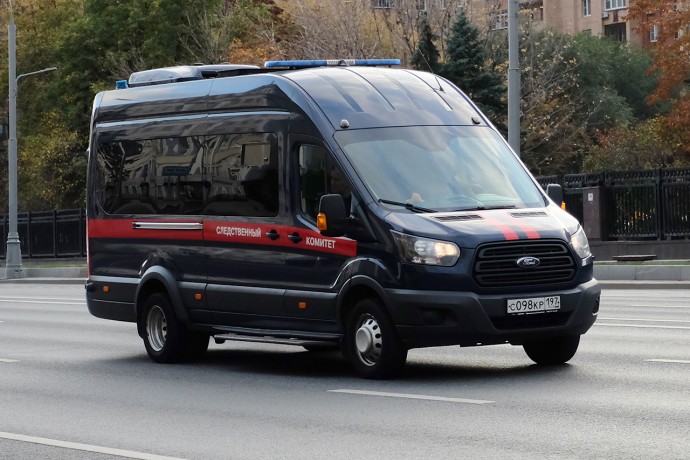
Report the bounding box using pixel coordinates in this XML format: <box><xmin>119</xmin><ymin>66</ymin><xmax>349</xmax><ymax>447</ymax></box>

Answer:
<box><xmin>204</xmin><ymin>133</ymin><xmax>279</xmax><ymax>217</ymax></box>
<box><xmin>96</xmin><ymin>136</ymin><xmax>203</xmax><ymax>215</ymax></box>
<box><xmin>298</xmin><ymin>145</ymin><xmax>351</xmax><ymax>220</ymax></box>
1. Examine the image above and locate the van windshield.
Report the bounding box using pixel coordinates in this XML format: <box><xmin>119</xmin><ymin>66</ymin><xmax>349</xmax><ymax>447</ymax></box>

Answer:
<box><xmin>335</xmin><ymin>126</ymin><xmax>545</xmax><ymax>212</ymax></box>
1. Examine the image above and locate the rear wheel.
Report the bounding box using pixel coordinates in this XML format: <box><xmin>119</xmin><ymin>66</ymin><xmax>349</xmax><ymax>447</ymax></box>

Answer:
<box><xmin>140</xmin><ymin>292</ymin><xmax>208</xmax><ymax>363</ymax></box>
<box><xmin>344</xmin><ymin>298</ymin><xmax>407</xmax><ymax>379</ymax></box>
<box><xmin>523</xmin><ymin>335</ymin><xmax>580</xmax><ymax>365</ymax></box>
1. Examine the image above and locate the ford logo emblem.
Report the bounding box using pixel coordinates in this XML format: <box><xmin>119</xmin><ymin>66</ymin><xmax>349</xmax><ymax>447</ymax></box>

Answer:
<box><xmin>516</xmin><ymin>256</ymin><xmax>541</xmax><ymax>268</ymax></box>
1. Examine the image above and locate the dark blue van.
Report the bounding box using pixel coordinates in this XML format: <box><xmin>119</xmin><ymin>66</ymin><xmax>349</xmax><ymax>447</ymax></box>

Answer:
<box><xmin>85</xmin><ymin>60</ymin><xmax>600</xmax><ymax>379</ymax></box>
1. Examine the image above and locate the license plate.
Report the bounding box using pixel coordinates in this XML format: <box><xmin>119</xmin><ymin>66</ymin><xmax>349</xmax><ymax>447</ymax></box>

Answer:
<box><xmin>507</xmin><ymin>296</ymin><xmax>561</xmax><ymax>315</ymax></box>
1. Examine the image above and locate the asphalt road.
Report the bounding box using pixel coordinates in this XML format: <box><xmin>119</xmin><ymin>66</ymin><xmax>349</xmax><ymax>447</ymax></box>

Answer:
<box><xmin>0</xmin><ymin>284</ymin><xmax>689</xmax><ymax>460</ymax></box>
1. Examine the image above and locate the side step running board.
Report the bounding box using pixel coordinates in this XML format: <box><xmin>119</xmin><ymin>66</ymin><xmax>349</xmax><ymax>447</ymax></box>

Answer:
<box><xmin>213</xmin><ymin>333</ymin><xmax>339</xmax><ymax>347</ymax></box>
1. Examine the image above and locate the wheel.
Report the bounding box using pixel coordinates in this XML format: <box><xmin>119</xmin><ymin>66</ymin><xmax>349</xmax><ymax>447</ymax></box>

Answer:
<box><xmin>523</xmin><ymin>335</ymin><xmax>580</xmax><ymax>365</ymax></box>
<box><xmin>140</xmin><ymin>292</ymin><xmax>208</xmax><ymax>363</ymax></box>
<box><xmin>344</xmin><ymin>298</ymin><xmax>407</xmax><ymax>379</ymax></box>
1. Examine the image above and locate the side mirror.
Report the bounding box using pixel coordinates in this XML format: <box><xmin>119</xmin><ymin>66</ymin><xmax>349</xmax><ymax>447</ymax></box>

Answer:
<box><xmin>318</xmin><ymin>194</ymin><xmax>347</xmax><ymax>237</ymax></box>
<box><xmin>546</xmin><ymin>184</ymin><xmax>564</xmax><ymax>207</ymax></box>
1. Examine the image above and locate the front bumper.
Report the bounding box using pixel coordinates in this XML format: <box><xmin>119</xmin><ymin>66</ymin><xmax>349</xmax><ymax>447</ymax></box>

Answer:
<box><xmin>386</xmin><ymin>279</ymin><xmax>601</xmax><ymax>349</ymax></box>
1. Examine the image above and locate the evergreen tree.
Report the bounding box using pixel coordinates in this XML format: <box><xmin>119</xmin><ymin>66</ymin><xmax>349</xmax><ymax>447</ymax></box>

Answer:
<box><xmin>411</xmin><ymin>18</ymin><xmax>440</xmax><ymax>73</ymax></box>
<box><xmin>438</xmin><ymin>9</ymin><xmax>506</xmax><ymax>118</ymax></box>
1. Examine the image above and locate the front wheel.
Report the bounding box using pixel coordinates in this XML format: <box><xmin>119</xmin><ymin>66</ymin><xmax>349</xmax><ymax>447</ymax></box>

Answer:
<box><xmin>140</xmin><ymin>292</ymin><xmax>208</xmax><ymax>363</ymax></box>
<box><xmin>523</xmin><ymin>335</ymin><xmax>580</xmax><ymax>365</ymax></box>
<box><xmin>344</xmin><ymin>298</ymin><xmax>407</xmax><ymax>379</ymax></box>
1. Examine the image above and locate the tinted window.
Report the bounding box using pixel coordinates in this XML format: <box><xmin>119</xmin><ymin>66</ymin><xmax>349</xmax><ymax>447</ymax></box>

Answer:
<box><xmin>298</xmin><ymin>145</ymin><xmax>351</xmax><ymax>220</ymax></box>
<box><xmin>204</xmin><ymin>133</ymin><xmax>279</xmax><ymax>216</ymax></box>
<box><xmin>95</xmin><ymin>136</ymin><xmax>204</xmax><ymax>215</ymax></box>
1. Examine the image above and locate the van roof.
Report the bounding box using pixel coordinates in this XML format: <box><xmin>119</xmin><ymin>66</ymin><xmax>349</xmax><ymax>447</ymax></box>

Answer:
<box><xmin>96</xmin><ymin>65</ymin><xmax>484</xmax><ymax>129</ymax></box>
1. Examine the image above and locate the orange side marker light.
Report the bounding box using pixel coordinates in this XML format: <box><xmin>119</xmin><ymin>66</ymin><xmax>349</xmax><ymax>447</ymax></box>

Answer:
<box><xmin>298</xmin><ymin>302</ymin><xmax>307</xmax><ymax>310</ymax></box>
<box><xmin>194</xmin><ymin>293</ymin><xmax>203</xmax><ymax>300</ymax></box>
<box><xmin>102</xmin><ymin>285</ymin><xmax>109</xmax><ymax>293</ymax></box>
<box><xmin>561</xmin><ymin>201</ymin><xmax>566</xmax><ymax>211</ymax></box>
<box><xmin>317</xmin><ymin>213</ymin><xmax>327</xmax><ymax>231</ymax></box>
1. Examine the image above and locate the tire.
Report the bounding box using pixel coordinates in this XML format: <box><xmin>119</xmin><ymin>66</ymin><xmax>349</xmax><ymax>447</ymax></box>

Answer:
<box><xmin>344</xmin><ymin>298</ymin><xmax>407</xmax><ymax>379</ymax></box>
<box><xmin>523</xmin><ymin>335</ymin><xmax>580</xmax><ymax>365</ymax></box>
<box><xmin>140</xmin><ymin>292</ymin><xmax>208</xmax><ymax>363</ymax></box>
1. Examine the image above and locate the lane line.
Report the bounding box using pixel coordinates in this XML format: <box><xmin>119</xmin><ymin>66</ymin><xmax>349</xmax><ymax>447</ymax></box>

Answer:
<box><xmin>595</xmin><ymin>323</ymin><xmax>690</xmax><ymax>330</ymax></box>
<box><xmin>0</xmin><ymin>300</ymin><xmax>86</xmax><ymax>305</ymax></box>
<box><xmin>604</xmin><ymin>305</ymin><xmax>690</xmax><ymax>310</ymax></box>
<box><xmin>0</xmin><ymin>297</ymin><xmax>85</xmax><ymax>301</ymax></box>
<box><xmin>645</xmin><ymin>359</ymin><xmax>690</xmax><ymax>364</ymax></box>
<box><xmin>598</xmin><ymin>317</ymin><xmax>690</xmax><ymax>324</ymax></box>
<box><xmin>0</xmin><ymin>359</ymin><xmax>19</xmax><ymax>363</ymax></box>
<box><xmin>328</xmin><ymin>389</ymin><xmax>494</xmax><ymax>405</ymax></box>
<box><xmin>0</xmin><ymin>431</ymin><xmax>186</xmax><ymax>460</ymax></box>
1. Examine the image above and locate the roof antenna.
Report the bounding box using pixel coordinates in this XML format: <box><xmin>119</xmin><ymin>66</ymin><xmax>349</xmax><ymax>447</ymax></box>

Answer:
<box><xmin>414</xmin><ymin>42</ymin><xmax>445</xmax><ymax>92</ymax></box>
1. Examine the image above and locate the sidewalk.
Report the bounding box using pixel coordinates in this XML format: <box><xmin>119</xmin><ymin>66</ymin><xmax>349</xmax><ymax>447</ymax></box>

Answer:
<box><xmin>1</xmin><ymin>259</ymin><xmax>690</xmax><ymax>288</ymax></box>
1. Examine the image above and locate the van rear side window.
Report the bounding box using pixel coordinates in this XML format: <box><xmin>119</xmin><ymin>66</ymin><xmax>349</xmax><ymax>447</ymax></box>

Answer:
<box><xmin>94</xmin><ymin>132</ymin><xmax>279</xmax><ymax>217</ymax></box>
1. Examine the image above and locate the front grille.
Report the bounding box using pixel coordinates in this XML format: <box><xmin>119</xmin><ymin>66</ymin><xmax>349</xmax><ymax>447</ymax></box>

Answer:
<box><xmin>473</xmin><ymin>240</ymin><xmax>576</xmax><ymax>288</ymax></box>
<box><xmin>490</xmin><ymin>311</ymin><xmax>571</xmax><ymax>330</ymax></box>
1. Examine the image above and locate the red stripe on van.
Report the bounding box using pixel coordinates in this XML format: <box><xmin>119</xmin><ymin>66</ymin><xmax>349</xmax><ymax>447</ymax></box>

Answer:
<box><xmin>88</xmin><ymin>218</ymin><xmax>204</xmax><ymax>241</ymax></box>
<box><xmin>204</xmin><ymin>221</ymin><xmax>357</xmax><ymax>257</ymax></box>
<box><xmin>88</xmin><ymin>218</ymin><xmax>357</xmax><ymax>257</ymax></box>
<box><xmin>480</xmin><ymin>214</ymin><xmax>520</xmax><ymax>240</ymax></box>
<box><xmin>490</xmin><ymin>213</ymin><xmax>541</xmax><ymax>240</ymax></box>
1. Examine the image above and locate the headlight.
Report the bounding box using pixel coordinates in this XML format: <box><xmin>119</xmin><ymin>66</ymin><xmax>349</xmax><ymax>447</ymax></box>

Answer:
<box><xmin>391</xmin><ymin>231</ymin><xmax>460</xmax><ymax>266</ymax></box>
<box><xmin>570</xmin><ymin>226</ymin><xmax>592</xmax><ymax>259</ymax></box>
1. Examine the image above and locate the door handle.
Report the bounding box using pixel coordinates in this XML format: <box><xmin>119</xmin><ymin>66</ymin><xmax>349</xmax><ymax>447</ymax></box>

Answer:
<box><xmin>265</xmin><ymin>229</ymin><xmax>280</xmax><ymax>241</ymax></box>
<box><xmin>287</xmin><ymin>232</ymin><xmax>302</xmax><ymax>243</ymax></box>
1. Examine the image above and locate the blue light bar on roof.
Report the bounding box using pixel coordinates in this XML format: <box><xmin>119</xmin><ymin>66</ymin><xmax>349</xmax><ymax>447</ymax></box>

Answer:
<box><xmin>264</xmin><ymin>59</ymin><xmax>401</xmax><ymax>69</ymax></box>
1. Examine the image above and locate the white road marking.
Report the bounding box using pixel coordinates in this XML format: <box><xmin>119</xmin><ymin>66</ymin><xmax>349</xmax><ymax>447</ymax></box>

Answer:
<box><xmin>0</xmin><ymin>359</ymin><xmax>18</xmax><ymax>363</ymax></box>
<box><xmin>0</xmin><ymin>300</ymin><xmax>86</xmax><ymax>305</ymax></box>
<box><xmin>595</xmin><ymin>323</ymin><xmax>690</xmax><ymax>330</ymax></box>
<box><xmin>607</xmin><ymin>305</ymin><xmax>690</xmax><ymax>310</ymax></box>
<box><xmin>645</xmin><ymin>359</ymin><xmax>690</xmax><ymax>364</ymax></box>
<box><xmin>0</xmin><ymin>296</ymin><xmax>84</xmax><ymax>302</ymax></box>
<box><xmin>0</xmin><ymin>431</ymin><xmax>186</xmax><ymax>460</ymax></box>
<box><xmin>328</xmin><ymin>389</ymin><xmax>493</xmax><ymax>405</ymax></box>
<box><xmin>598</xmin><ymin>317</ymin><xmax>690</xmax><ymax>324</ymax></box>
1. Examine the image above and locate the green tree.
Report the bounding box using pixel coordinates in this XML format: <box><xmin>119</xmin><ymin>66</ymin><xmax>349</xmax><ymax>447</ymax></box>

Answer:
<box><xmin>411</xmin><ymin>18</ymin><xmax>440</xmax><ymax>73</ymax></box>
<box><xmin>584</xmin><ymin>117</ymin><xmax>686</xmax><ymax>171</ymax></box>
<box><xmin>437</xmin><ymin>9</ymin><xmax>506</xmax><ymax>119</ymax></box>
<box><xmin>570</xmin><ymin>34</ymin><xmax>660</xmax><ymax>133</ymax></box>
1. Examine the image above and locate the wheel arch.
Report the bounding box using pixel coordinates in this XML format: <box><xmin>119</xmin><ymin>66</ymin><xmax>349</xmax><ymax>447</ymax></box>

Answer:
<box><xmin>337</xmin><ymin>275</ymin><xmax>393</xmax><ymax>332</ymax></box>
<box><xmin>135</xmin><ymin>266</ymin><xmax>189</xmax><ymax>337</ymax></box>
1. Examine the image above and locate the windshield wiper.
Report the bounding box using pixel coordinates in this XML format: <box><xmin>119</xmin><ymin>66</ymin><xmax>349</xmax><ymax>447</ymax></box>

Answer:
<box><xmin>378</xmin><ymin>199</ymin><xmax>437</xmax><ymax>213</ymax></box>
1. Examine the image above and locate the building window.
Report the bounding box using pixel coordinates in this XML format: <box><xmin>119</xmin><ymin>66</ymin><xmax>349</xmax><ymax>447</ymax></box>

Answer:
<box><xmin>583</xmin><ymin>0</ymin><xmax>591</xmax><ymax>16</ymax></box>
<box><xmin>605</xmin><ymin>0</ymin><xmax>626</xmax><ymax>10</ymax></box>
<box><xmin>491</xmin><ymin>10</ymin><xmax>509</xmax><ymax>30</ymax></box>
<box><xmin>372</xmin><ymin>0</ymin><xmax>395</xmax><ymax>8</ymax></box>
<box><xmin>650</xmin><ymin>23</ymin><xmax>660</xmax><ymax>42</ymax></box>
<box><xmin>439</xmin><ymin>0</ymin><xmax>446</xmax><ymax>9</ymax></box>
<box><xmin>416</xmin><ymin>0</ymin><xmax>426</xmax><ymax>11</ymax></box>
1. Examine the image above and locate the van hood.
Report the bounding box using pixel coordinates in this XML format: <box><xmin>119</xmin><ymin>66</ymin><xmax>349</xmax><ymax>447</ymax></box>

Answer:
<box><xmin>383</xmin><ymin>204</ymin><xmax>577</xmax><ymax>248</ymax></box>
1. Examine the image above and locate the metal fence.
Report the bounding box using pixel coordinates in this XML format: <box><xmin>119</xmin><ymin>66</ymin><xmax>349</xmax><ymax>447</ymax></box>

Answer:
<box><xmin>537</xmin><ymin>168</ymin><xmax>690</xmax><ymax>240</ymax></box>
<box><xmin>0</xmin><ymin>209</ymin><xmax>86</xmax><ymax>259</ymax></box>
